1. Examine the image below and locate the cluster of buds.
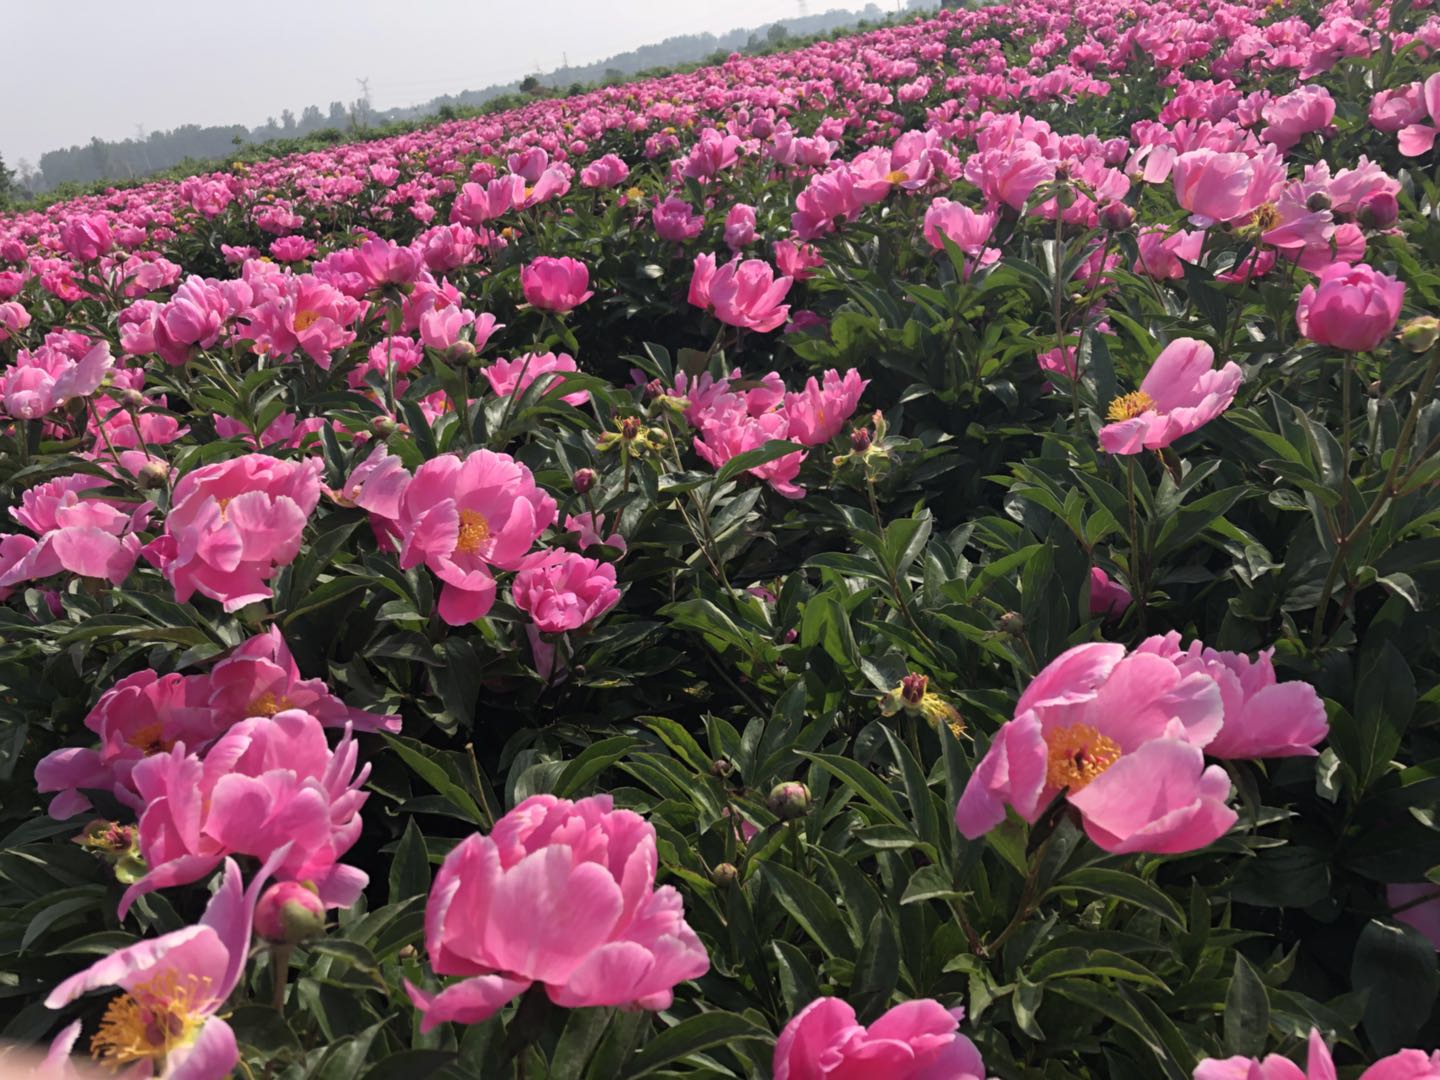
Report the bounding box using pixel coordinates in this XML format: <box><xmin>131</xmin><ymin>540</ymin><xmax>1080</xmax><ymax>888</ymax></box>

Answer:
<box><xmin>74</xmin><ymin>820</ymin><xmax>146</xmax><ymax>885</ymax></box>
<box><xmin>596</xmin><ymin>414</ymin><xmax>670</xmax><ymax>458</ymax></box>
<box><xmin>880</xmin><ymin>672</ymin><xmax>965</xmax><ymax>738</ymax></box>
<box><xmin>832</xmin><ymin>410</ymin><xmax>898</xmax><ymax>478</ymax></box>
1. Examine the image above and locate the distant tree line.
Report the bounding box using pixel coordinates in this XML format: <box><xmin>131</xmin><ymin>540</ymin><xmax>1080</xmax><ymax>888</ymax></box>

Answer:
<box><xmin>8</xmin><ymin>4</ymin><xmax>926</xmax><ymax>196</ymax></box>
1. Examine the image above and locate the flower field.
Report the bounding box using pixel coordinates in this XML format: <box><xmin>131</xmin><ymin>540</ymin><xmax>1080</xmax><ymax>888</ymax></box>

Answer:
<box><xmin>4</xmin><ymin>0</ymin><xmax>1440</xmax><ymax>1074</ymax></box>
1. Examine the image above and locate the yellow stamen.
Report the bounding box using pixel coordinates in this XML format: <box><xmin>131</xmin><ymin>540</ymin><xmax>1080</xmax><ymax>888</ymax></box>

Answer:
<box><xmin>1249</xmin><ymin>202</ymin><xmax>1281</xmax><ymax>233</ymax></box>
<box><xmin>90</xmin><ymin>971</ymin><xmax>210</xmax><ymax>1069</ymax></box>
<box><xmin>1044</xmin><ymin>723</ymin><xmax>1121</xmax><ymax>792</ymax></box>
<box><xmin>125</xmin><ymin>722</ymin><xmax>172</xmax><ymax>755</ymax></box>
<box><xmin>1106</xmin><ymin>390</ymin><xmax>1156</xmax><ymax>422</ymax></box>
<box><xmin>885</xmin><ymin>169</ymin><xmax>908</xmax><ymax>184</ymax></box>
<box><xmin>246</xmin><ymin>691</ymin><xmax>292</xmax><ymax>718</ymax></box>
<box><xmin>456</xmin><ymin>508</ymin><xmax>492</xmax><ymax>555</ymax></box>
<box><xmin>293</xmin><ymin>309</ymin><xmax>321</xmax><ymax>332</ymax></box>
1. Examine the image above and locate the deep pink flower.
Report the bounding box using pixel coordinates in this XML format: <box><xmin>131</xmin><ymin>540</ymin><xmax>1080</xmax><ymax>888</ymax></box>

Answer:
<box><xmin>1197</xmin><ymin>1028</ymin><xmax>1440</xmax><ymax>1080</ymax></box>
<box><xmin>1295</xmin><ymin>262</ymin><xmax>1405</xmax><ymax>352</ymax></box>
<box><xmin>511</xmin><ymin>549</ymin><xmax>620</xmax><ymax>632</ymax></box>
<box><xmin>396</xmin><ymin>451</ymin><xmax>556</xmax><ymax>625</ymax></box>
<box><xmin>269</xmin><ymin>235</ymin><xmax>317</xmax><ymax>263</ymax></box>
<box><xmin>484</xmin><ymin>352</ymin><xmax>589</xmax><ymax>406</ymax></box>
<box><xmin>1134</xmin><ymin>227</ymin><xmax>1205</xmax><ymax>279</ymax></box>
<box><xmin>1088</xmin><ymin>566</ymin><xmax>1132</xmax><ymax>617</ymax></box>
<box><xmin>121</xmin><ymin>708</ymin><xmax>369</xmax><ymax>916</ymax></box>
<box><xmin>580</xmin><ymin>153</ymin><xmax>630</xmax><ymax>188</ymax></box>
<box><xmin>45</xmin><ymin>856</ymin><xmax>280</xmax><ymax>1079</ymax></box>
<box><xmin>521</xmin><ymin>256</ymin><xmax>593</xmax><ymax>313</ymax></box>
<box><xmin>565</xmin><ymin>511</ymin><xmax>626</xmax><ymax>554</ymax></box>
<box><xmin>405</xmin><ymin>794</ymin><xmax>708</xmax><ymax>1028</ymax></box>
<box><xmin>923</xmin><ymin>198</ymin><xmax>998</xmax><ymax>257</ymax></box>
<box><xmin>1136</xmin><ymin>632</ymin><xmax>1326</xmax><ymax>758</ymax></box>
<box><xmin>206</xmin><ymin>626</ymin><xmax>400</xmax><ymax>734</ymax></box>
<box><xmin>955</xmin><ymin>642</ymin><xmax>1234</xmax><ymax>855</ymax></box>
<box><xmin>774</xmin><ymin>997</ymin><xmax>992</xmax><ymax>1080</ymax></box>
<box><xmin>1098</xmin><ymin>338</ymin><xmax>1242</xmax><ymax>455</ymax></box>
<box><xmin>143</xmin><ymin>454</ymin><xmax>323</xmax><ymax>612</ymax></box>
<box><xmin>703</xmin><ymin>258</ymin><xmax>792</xmax><ymax>333</ymax></box>
<box><xmin>774</xmin><ymin>239</ymin><xmax>824</xmax><ymax>281</ymax></box>
<box><xmin>242</xmin><ymin>275</ymin><xmax>363</xmax><ymax>369</ymax></box>
<box><xmin>59</xmin><ymin>214</ymin><xmax>114</xmax><ymax>262</ymax></box>
<box><xmin>694</xmin><ymin>397</ymin><xmax>806</xmax><ymax>499</ymax></box>
<box><xmin>724</xmin><ymin>203</ymin><xmax>757</xmax><ymax>250</ymax></box>
<box><xmin>653</xmin><ymin>197</ymin><xmax>705</xmax><ymax>242</ymax></box>
<box><xmin>784</xmin><ymin>369</ymin><xmax>868</xmax><ymax>445</ymax></box>
<box><xmin>1371</xmin><ymin>84</ymin><xmax>1427</xmax><ymax>133</ymax></box>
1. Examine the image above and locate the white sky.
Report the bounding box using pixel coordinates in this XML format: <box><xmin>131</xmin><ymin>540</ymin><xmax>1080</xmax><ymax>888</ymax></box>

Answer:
<box><xmin>0</xmin><ymin>0</ymin><xmax>847</xmax><ymax>167</ymax></box>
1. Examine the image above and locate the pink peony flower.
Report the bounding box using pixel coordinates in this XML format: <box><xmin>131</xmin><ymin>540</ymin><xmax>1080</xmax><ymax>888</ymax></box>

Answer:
<box><xmin>784</xmin><ymin>369</ymin><xmax>868</xmax><ymax>446</ymax></box>
<box><xmin>396</xmin><ymin>450</ymin><xmax>556</xmax><ymax>625</ymax></box>
<box><xmin>1088</xmin><ymin>566</ymin><xmax>1132</xmax><ymax>617</ymax></box>
<box><xmin>404</xmin><ymin>793</ymin><xmax>708</xmax><ymax>1028</ymax></box>
<box><xmin>1371</xmin><ymin>84</ymin><xmax>1427</xmax><ymax>133</ymax></box>
<box><xmin>1399</xmin><ymin>72</ymin><xmax>1440</xmax><ymax>156</ymax></box>
<box><xmin>0</xmin><ymin>299</ymin><xmax>30</xmax><ymax>341</ymax></box>
<box><xmin>1172</xmin><ymin>147</ymin><xmax>1285</xmax><ymax>226</ymax></box>
<box><xmin>269</xmin><ymin>235</ymin><xmax>317</xmax><ymax>263</ymax></box>
<box><xmin>922</xmin><ymin>198</ymin><xmax>998</xmax><ymax>258</ymax></box>
<box><xmin>652</xmin><ymin>196</ymin><xmax>705</xmax><ymax>242</ymax></box>
<box><xmin>1295</xmin><ymin>262</ymin><xmax>1405</xmax><ymax>352</ymax></box>
<box><xmin>45</xmin><ymin>855</ymin><xmax>281</xmax><ymax>1080</ymax></box>
<box><xmin>1197</xmin><ymin>1028</ymin><xmax>1440</xmax><ymax>1080</ymax></box>
<box><xmin>580</xmin><ymin>153</ymin><xmax>630</xmax><ymax>188</ymax></box>
<box><xmin>774</xmin><ymin>239</ymin><xmax>824</xmax><ymax>281</ymax></box>
<box><xmin>521</xmin><ymin>256</ymin><xmax>594</xmax><ymax>313</ymax></box>
<box><xmin>1136</xmin><ymin>632</ymin><xmax>1326</xmax><ymax>758</ymax></box>
<box><xmin>955</xmin><ymin>641</ymin><xmax>1235</xmax><ymax>855</ymax></box>
<box><xmin>142</xmin><ymin>454</ymin><xmax>323</xmax><ymax>612</ymax></box>
<box><xmin>724</xmin><ymin>203</ymin><xmax>758</xmax><ymax>250</ymax></box>
<box><xmin>206</xmin><ymin>626</ymin><xmax>400</xmax><ymax>734</ymax></box>
<box><xmin>565</xmin><ymin>511</ymin><xmax>626</xmax><ymax>554</ymax></box>
<box><xmin>484</xmin><ymin>352</ymin><xmax>589</xmax><ymax>406</ymax></box>
<box><xmin>701</xmin><ymin>258</ymin><xmax>792</xmax><ymax>333</ymax></box>
<box><xmin>0</xmin><ymin>340</ymin><xmax>113</xmax><ymax>421</ymax></box>
<box><xmin>1261</xmin><ymin>85</ymin><xmax>1336</xmax><ymax>151</ymax></box>
<box><xmin>774</xmin><ymin>997</ymin><xmax>993</xmax><ymax>1080</ymax></box>
<box><xmin>1134</xmin><ymin>227</ymin><xmax>1205</xmax><ymax>280</ymax></box>
<box><xmin>511</xmin><ymin>549</ymin><xmax>620</xmax><ymax>632</ymax></box>
<box><xmin>59</xmin><ymin>214</ymin><xmax>114</xmax><ymax>262</ymax></box>
<box><xmin>1098</xmin><ymin>338</ymin><xmax>1242</xmax><ymax>455</ymax></box>
<box><xmin>120</xmin><ymin>708</ymin><xmax>369</xmax><ymax>916</ymax></box>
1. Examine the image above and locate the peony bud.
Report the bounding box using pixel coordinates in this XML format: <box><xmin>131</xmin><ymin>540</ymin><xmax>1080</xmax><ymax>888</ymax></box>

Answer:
<box><xmin>1357</xmin><ymin>190</ymin><xmax>1399</xmax><ymax>231</ymax></box>
<box><xmin>850</xmin><ymin>427</ymin><xmax>873</xmax><ymax>453</ymax></box>
<box><xmin>371</xmin><ymin>416</ymin><xmax>399</xmax><ymax>436</ymax></box>
<box><xmin>1401</xmin><ymin>316</ymin><xmax>1440</xmax><ymax>354</ymax></box>
<box><xmin>136</xmin><ymin>460</ymin><xmax>170</xmax><ymax>490</ymax></box>
<box><xmin>1305</xmin><ymin>190</ymin><xmax>1332</xmax><ymax>213</ymax></box>
<box><xmin>1098</xmin><ymin>201</ymin><xmax>1135</xmax><ymax>231</ymax></box>
<box><xmin>572</xmin><ymin>467</ymin><xmax>597</xmax><ymax>494</ymax></box>
<box><xmin>445</xmin><ymin>340</ymin><xmax>477</xmax><ymax>366</ymax></box>
<box><xmin>710</xmin><ymin>757</ymin><xmax>734</xmax><ymax>778</ymax></box>
<box><xmin>997</xmin><ymin>611</ymin><xmax>1026</xmax><ymax>634</ymax></box>
<box><xmin>712</xmin><ymin>862</ymin><xmax>740</xmax><ymax>887</ymax></box>
<box><xmin>254</xmin><ymin>881</ymin><xmax>326</xmax><ymax>945</ymax></box>
<box><xmin>767</xmin><ymin>781</ymin><xmax>812</xmax><ymax>821</ymax></box>
<box><xmin>117</xmin><ymin>388</ymin><xmax>147</xmax><ymax>411</ymax></box>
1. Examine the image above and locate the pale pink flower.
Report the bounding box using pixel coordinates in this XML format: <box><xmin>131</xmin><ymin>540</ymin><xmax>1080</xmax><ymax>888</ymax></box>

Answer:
<box><xmin>1197</xmin><ymin>1028</ymin><xmax>1440</xmax><ymax>1080</ymax></box>
<box><xmin>521</xmin><ymin>256</ymin><xmax>594</xmax><ymax>312</ymax></box>
<box><xmin>511</xmin><ymin>549</ymin><xmax>620</xmax><ymax>632</ymax></box>
<box><xmin>1399</xmin><ymin>72</ymin><xmax>1440</xmax><ymax>156</ymax></box>
<box><xmin>1098</xmin><ymin>338</ymin><xmax>1242</xmax><ymax>454</ymax></box>
<box><xmin>484</xmin><ymin>352</ymin><xmax>589</xmax><ymax>406</ymax></box>
<box><xmin>1296</xmin><ymin>262</ymin><xmax>1405</xmax><ymax>352</ymax></box>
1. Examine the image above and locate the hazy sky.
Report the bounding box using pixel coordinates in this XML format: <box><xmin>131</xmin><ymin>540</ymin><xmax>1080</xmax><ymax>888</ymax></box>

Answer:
<box><xmin>0</xmin><ymin>0</ymin><xmax>832</xmax><ymax>167</ymax></box>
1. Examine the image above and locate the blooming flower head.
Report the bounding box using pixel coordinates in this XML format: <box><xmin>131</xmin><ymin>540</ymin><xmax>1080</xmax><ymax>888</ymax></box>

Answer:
<box><xmin>955</xmin><ymin>641</ymin><xmax>1235</xmax><ymax>854</ymax></box>
<box><xmin>1098</xmin><ymin>338</ymin><xmax>1243</xmax><ymax>455</ymax></box>
<box><xmin>695</xmin><ymin>258</ymin><xmax>792</xmax><ymax>333</ymax></box>
<box><xmin>0</xmin><ymin>340</ymin><xmax>113</xmax><ymax>422</ymax></box>
<box><xmin>1196</xmin><ymin>1028</ymin><xmax>1440</xmax><ymax>1080</ymax></box>
<box><xmin>511</xmin><ymin>549</ymin><xmax>620</xmax><ymax>633</ymax></box>
<box><xmin>484</xmin><ymin>352</ymin><xmax>589</xmax><ymax>406</ymax></box>
<box><xmin>521</xmin><ymin>256</ymin><xmax>594</xmax><ymax>313</ymax></box>
<box><xmin>405</xmin><ymin>793</ymin><xmax>708</xmax><ymax>1029</ymax></box>
<box><xmin>1088</xmin><ymin>566</ymin><xmax>1132</xmax><ymax>617</ymax></box>
<box><xmin>121</xmin><ymin>708</ymin><xmax>369</xmax><ymax>916</ymax></box>
<box><xmin>652</xmin><ymin>196</ymin><xmax>705</xmax><ymax>243</ymax></box>
<box><xmin>783</xmin><ymin>369</ymin><xmax>868</xmax><ymax>446</ymax></box>
<box><xmin>396</xmin><ymin>450</ymin><xmax>557</xmax><ymax>625</ymax></box>
<box><xmin>774</xmin><ymin>997</ymin><xmax>992</xmax><ymax>1080</ymax></box>
<box><xmin>45</xmin><ymin>854</ymin><xmax>284</xmax><ymax>1080</ymax></box>
<box><xmin>1398</xmin><ymin>72</ymin><xmax>1440</xmax><ymax>156</ymax></box>
<box><xmin>1135</xmin><ymin>632</ymin><xmax>1326</xmax><ymax>759</ymax></box>
<box><xmin>142</xmin><ymin>454</ymin><xmax>323</xmax><ymax>612</ymax></box>
<box><xmin>1295</xmin><ymin>262</ymin><xmax>1405</xmax><ymax>352</ymax></box>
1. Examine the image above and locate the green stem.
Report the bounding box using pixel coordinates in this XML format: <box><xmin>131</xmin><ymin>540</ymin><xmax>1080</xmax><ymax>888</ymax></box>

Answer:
<box><xmin>270</xmin><ymin>944</ymin><xmax>292</xmax><ymax>1012</ymax></box>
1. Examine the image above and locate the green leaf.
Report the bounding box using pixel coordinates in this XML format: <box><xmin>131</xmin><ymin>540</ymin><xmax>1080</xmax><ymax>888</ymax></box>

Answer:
<box><xmin>1047</xmin><ymin>867</ymin><xmax>1186</xmax><ymax>928</ymax></box>
<box><xmin>388</xmin><ymin>817</ymin><xmax>430</xmax><ymax>904</ymax></box>
<box><xmin>1223</xmin><ymin>953</ymin><xmax>1270</xmax><ymax>1056</ymax></box>
<box><xmin>1352</xmin><ymin>919</ymin><xmax>1439</xmax><ymax>1052</ymax></box>
<box><xmin>551</xmin><ymin>1008</ymin><xmax>616</xmax><ymax>1080</ymax></box>
<box><xmin>716</xmin><ymin>439</ymin><xmax>801</xmax><ymax>484</ymax></box>
<box><xmin>760</xmin><ymin>861</ymin><xmax>857</xmax><ymax>959</ymax></box>
<box><xmin>619</xmin><ymin>1011</ymin><xmax>769</xmax><ymax>1078</ymax></box>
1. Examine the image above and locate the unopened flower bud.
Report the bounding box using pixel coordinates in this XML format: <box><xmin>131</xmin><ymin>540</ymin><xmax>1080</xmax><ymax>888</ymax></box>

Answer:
<box><xmin>850</xmin><ymin>427</ymin><xmax>873</xmax><ymax>453</ymax></box>
<box><xmin>900</xmin><ymin>672</ymin><xmax>928</xmax><ymax>706</ymax></box>
<box><xmin>117</xmin><ymin>388</ymin><xmax>146</xmax><ymax>411</ymax></box>
<box><xmin>1098</xmin><ymin>201</ymin><xmax>1135</xmax><ymax>231</ymax></box>
<box><xmin>372</xmin><ymin>416</ymin><xmax>399</xmax><ymax>436</ymax></box>
<box><xmin>710</xmin><ymin>758</ymin><xmax>733</xmax><ymax>778</ymax></box>
<box><xmin>1357</xmin><ymin>190</ymin><xmax>1399</xmax><ymax>231</ymax></box>
<box><xmin>254</xmin><ymin>881</ymin><xmax>326</xmax><ymax>945</ymax></box>
<box><xmin>572</xmin><ymin>467</ymin><xmax>597</xmax><ymax>494</ymax></box>
<box><xmin>712</xmin><ymin>862</ymin><xmax>740</xmax><ymax>887</ymax></box>
<box><xmin>445</xmin><ymin>340</ymin><xmax>477</xmax><ymax>365</ymax></box>
<box><xmin>1401</xmin><ymin>316</ymin><xmax>1440</xmax><ymax>354</ymax></box>
<box><xmin>767</xmin><ymin>781</ymin><xmax>812</xmax><ymax>821</ymax></box>
<box><xmin>1306</xmin><ymin>190</ymin><xmax>1332</xmax><ymax>213</ymax></box>
<box><xmin>997</xmin><ymin>611</ymin><xmax>1026</xmax><ymax>635</ymax></box>
<box><xmin>137</xmin><ymin>460</ymin><xmax>170</xmax><ymax>490</ymax></box>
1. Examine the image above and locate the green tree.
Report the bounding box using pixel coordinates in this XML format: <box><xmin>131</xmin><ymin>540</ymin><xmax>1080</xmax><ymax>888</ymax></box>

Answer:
<box><xmin>0</xmin><ymin>153</ymin><xmax>14</xmax><ymax>207</ymax></box>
